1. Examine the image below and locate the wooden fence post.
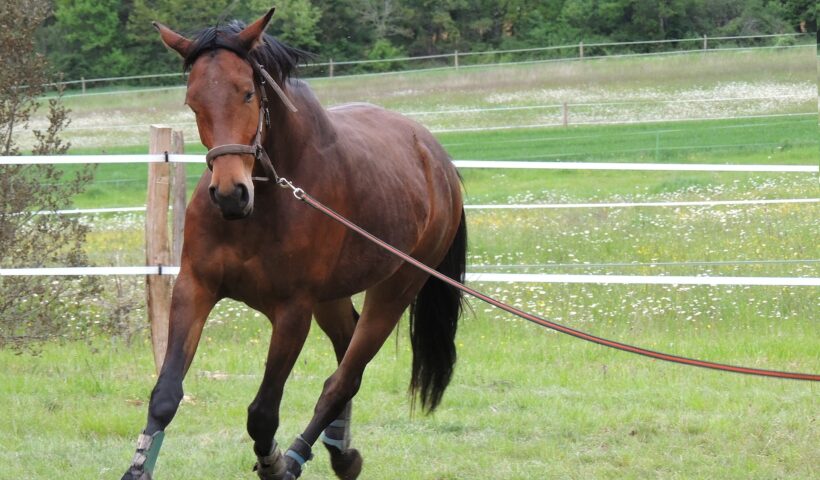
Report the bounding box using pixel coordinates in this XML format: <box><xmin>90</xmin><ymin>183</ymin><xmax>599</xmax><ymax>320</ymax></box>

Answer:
<box><xmin>579</xmin><ymin>41</ymin><xmax>584</xmax><ymax>59</ymax></box>
<box><xmin>146</xmin><ymin>125</ymin><xmax>173</xmax><ymax>374</ymax></box>
<box><xmin>454</xmin><ymin>50</ymin><xmax>459</xmax><ymax>69</ymax></box>
<box><xmin>171</xmin><ymin>130</ymin><xmax>186</xmax><ymax>266</ymax></box>
<box><xmin>703</xmin><ymin>34</ymin><xmax>708</xmax><ymax>50</ymax></box>
<box><xmin>329</xmin><ymin>58</ymin><xmax>334</xmax><ymax>78</ymax></box>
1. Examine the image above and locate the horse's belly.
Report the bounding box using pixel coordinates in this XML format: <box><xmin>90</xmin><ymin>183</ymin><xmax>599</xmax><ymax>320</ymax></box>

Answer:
<box><xmin>313</xmin><ymin>237</ymin><xmax>406</xmax><ymax>300</ymax></box>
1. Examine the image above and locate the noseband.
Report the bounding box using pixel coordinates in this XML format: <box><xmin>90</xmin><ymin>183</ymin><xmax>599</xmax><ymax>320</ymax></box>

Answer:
<box><xmin>204</xmin><ymin>62</ymin><xmax>298</xmax><ymax>183</ymax></box>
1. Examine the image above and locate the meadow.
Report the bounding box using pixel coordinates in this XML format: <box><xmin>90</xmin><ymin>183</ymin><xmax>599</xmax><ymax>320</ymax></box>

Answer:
<box><xmin>1</xmin><ymin>47</ymin><xmax>818</xmax><ymax>479</ymax></box>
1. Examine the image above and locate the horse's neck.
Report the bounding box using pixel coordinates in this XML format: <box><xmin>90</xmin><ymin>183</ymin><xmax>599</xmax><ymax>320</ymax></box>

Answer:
<box><xmin>264</xmin><ymin>79</ymin><xmax>335</xmax><ymax>176</ymax></box>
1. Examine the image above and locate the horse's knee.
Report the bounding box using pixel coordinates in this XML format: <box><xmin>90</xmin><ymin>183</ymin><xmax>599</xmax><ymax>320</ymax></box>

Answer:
<box><xmin>147</xmin><ymin>380</ymin><xmax>183</xmax><ymax>430</ymax></box>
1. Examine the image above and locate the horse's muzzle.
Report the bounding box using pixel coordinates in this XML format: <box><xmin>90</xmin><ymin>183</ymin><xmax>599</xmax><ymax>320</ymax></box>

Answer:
<box><xmin>209</xmin><ymin>183</ymin><xmax>253</xmax><ymax>220</ymax></box>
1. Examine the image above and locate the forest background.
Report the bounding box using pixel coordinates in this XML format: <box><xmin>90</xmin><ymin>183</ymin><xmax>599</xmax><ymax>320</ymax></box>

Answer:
<box><xmin>38</xmin><ymin>0</ymin><xmax>817</xmax><ymax>82</ymax></box>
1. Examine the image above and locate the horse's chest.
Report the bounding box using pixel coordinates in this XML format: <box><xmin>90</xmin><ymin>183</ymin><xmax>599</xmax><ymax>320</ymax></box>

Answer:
<box><xmin>216</xmin><ymin>236</ymin><xmax>395</xmax><ymax>305</ymax></box>
<box><xmin>207</xmin><ymin>204</ymin><xmax>415</xmax><ymax>304</ymax></box>
<box><xmin>217</xmin><ymin>249</ymin><xmax>302</xmax><ymax>304</ymax></box>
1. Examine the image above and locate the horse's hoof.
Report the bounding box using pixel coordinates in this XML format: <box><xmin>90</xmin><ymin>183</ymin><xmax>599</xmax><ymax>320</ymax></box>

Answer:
<box><xmin>252</xmin><ymin>464</ymin><xmax>294</xmax><ymax>480</ymax></box>
<box><xmin>325</xmin><ymin>446</ymin><xmax>363</xmax><ymax>480</ymax></box>
<box><xmin>253</xmin><ymin>460</ymin><xmax>288</xmax><ymax>480</ymax></box>
<box><xmin>253</xmin><ymin>462</ymin><xmax>286</xmax><ymax>480</ymax></box>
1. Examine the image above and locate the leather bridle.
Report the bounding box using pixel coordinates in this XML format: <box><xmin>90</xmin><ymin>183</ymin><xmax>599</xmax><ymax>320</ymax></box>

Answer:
<box><xmin>203</xmin><ymin>62</ymin><xmax>298</xmax><ymax>183</ymax></box>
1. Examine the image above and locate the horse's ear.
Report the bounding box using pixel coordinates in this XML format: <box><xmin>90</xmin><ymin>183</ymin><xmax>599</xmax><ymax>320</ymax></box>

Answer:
<box><xmin>153</xmin><ymin>21</ymin><xmax>193</xmax><ymax>58</ymax></box>
<box><xmin>238</xmin><ymin>7</ymin><xmax>275</xmax><ymax>50</ymax></box>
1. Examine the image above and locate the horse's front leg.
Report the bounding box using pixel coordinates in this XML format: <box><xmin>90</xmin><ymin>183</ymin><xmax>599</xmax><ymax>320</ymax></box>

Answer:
<box><xmin>121</xmin><ymin>272</ymin><xmax>218</xmax><ymax>480</ymax></box>
<box><xmin>248</xmin><ymin>301</ymin><xmax>312</xmax><ymax>480</ymax></box>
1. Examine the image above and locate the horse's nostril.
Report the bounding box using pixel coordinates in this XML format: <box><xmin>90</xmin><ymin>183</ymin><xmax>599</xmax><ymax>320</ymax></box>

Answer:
<box><xmin>236</xmin><ymin>184</ymin><xmax>250</xmax><ymax>205</ymax></box>
<box><xmin>209</xmin><ymin>184</ymin><xmax>250</xmax><ymax>218</ymax></box>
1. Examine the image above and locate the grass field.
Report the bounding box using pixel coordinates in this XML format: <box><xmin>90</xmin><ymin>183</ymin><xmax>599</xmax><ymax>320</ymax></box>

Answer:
<box><xmin>2</xmin><ymin>47</ymin><xmax>818</xmax><ymax>479</ymax></box>
<box><xmin>1</xmin><ymin>303</ymin><xmax>817</xmax><ymax>479</ymax></box>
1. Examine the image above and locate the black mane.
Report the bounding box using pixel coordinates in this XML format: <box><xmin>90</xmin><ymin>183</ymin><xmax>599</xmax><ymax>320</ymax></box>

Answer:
<box><xmin>182</xmin><ymin>20</ymin><xmax>311</xmax><ymax>82</ymax></box>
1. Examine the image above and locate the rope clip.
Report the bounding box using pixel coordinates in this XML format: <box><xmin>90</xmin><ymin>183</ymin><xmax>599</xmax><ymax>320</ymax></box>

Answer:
<box><xmin>277</xmin><ymin>177</ymin><xmax>305</xmax><ymax>200</ymax></box>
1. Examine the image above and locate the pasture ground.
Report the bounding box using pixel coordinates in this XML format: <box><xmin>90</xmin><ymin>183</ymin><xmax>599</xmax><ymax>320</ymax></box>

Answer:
<box><xmin>1</xmin><ymin>294</ymin><xmax>817</xmax><ymax>479</ymax></box>
<box><xmin>2</xmin><ymin>47</ymin><xmax>818</xmax><ymax>479</ymax></box>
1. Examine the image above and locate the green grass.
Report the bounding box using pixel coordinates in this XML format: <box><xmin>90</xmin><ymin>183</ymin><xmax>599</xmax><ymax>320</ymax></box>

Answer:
<box><xmin>440</xmin><ymin>117</ymin><xmax>816</xmax><ymax>163</ymax></box>
<box><xmin>0</xmin><ymin>291</ymin><xmax>817</xmax><ymax>479</ymax></box>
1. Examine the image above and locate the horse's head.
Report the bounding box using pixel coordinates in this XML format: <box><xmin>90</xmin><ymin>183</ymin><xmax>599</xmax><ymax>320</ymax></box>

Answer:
<box><xmin>154</xmin><ymin>9</ymin><xmax>277</xmax><ymax>220</ymax></box>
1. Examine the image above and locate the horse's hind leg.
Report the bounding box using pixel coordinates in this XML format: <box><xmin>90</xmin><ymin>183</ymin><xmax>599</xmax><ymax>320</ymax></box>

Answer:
<box><xmin>314</xmin><ymin>297</ymin><xmax>358</xmax><ymax>363</ymax></box>
<box><xmin>281</xmin><ymin>275</ymin><xmax>427</xmax><ymax>479</ymax></box>
<box><xmin>248</xmin><ymin>301</ymin><xmax>312</xmax><ymax>480</ymax></box>
<box><xmin>314</xmin><ymin>298</ymin><xmax>363</xmax><ymax>479</ymax></box>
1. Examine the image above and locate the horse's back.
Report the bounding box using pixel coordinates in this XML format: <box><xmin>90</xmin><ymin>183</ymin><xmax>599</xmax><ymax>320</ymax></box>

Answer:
<box><xmin>326</xmin><ymin>102</ymin><xmax>454</xmax><ymax>180</ymax></box>
<box><xmin>326</xmin><ymin>101</ymin><xmax>459</xmax><ymax>219</ymax></box>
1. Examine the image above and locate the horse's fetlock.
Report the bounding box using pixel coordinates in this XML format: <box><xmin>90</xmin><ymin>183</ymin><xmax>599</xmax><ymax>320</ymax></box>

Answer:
<box><xmin>253</xmin><ymin>440</ymin><xmax>287</xmax><ymax>480</ymax></box>
<box><xmin>248</xmin><ymin>399</ymin><xmax>281</xmax><ymax>455</ymax></box>
<box><xmin>122</xmin><ymin>430</ymin><xmax>164</xmax><ymax>480</ymax></box>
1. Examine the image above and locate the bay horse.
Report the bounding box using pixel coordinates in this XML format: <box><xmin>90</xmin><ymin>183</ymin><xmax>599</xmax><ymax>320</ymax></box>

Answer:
<box><xmin>121</xmin><ymin>7</ymin><xmax>466</xmax><ymax>480</ymax></box>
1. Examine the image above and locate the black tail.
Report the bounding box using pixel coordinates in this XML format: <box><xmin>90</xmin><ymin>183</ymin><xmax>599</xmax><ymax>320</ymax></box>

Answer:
<box><xmin>409</xmin><ymin>208</ymin><xmax>467</xmax><ymax>413</ymax></box>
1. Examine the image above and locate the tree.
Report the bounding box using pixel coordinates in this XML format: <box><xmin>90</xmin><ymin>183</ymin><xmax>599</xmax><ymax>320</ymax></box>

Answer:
<box><xmin>499</xmin><ymin>0</ymin><xmax>572</xmax><ymax>48</ymax></box>
<box><xmin>30</xmin><ymin>0</ymin><xmax>811</xmax><ymax>79</ymax></box>
<box><xmin>717</xmin><ymin>0</ymin><xmax>790</xmax><ymax>36</ymax></box>
<box><xmin>0</xmin><ymin>0</ymin><xmax>96</xmax><ymax>350</ymax></box>
<box><xmin>777</xmin><ymin>0</ymin><xmax>815</xmax><ymax>32</ymax></box>
<box><xmin>251</xmin><ymin>0</ymin><xmax>322</xmax><ymax>49</ymax></box>
<box><xmin>125</xmin><ymin>0</ymin><xmax>239</xmax><ymax>75</ymax></box>
<box><xmin>49</xmin><ymin>0</ymin><xmax>129</xmax><ymax>79</ymax></box>
<box><xmin>404</xmin><ymin>0</ymin><xmax>468</xmax><ymax>54</ymax></box>
<box><xmin>315</xmin><ymin>0</ymin><xmax>375</xmax><ymax>59</ymax></box>
<box><xmin>354</xmin><ymin>0</ymin><xmax>412</xmax><ymax>41</ymax></box>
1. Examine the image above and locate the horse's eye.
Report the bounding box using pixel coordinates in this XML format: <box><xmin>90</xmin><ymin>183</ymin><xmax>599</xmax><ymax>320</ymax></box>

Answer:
<box><xmin>244</xmin><ymin>91</ymin><xmax>254</xmax><ymax>103</ymax></box>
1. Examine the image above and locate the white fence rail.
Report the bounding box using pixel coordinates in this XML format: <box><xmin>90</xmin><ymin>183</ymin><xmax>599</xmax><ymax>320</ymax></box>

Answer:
<box><xmin>466</xmin><ymin>273</ymin><xmax>820</xmax><ymax>287</ymax></box>
<box><xmin>465</xmin><ymin>198</ymin><xmax>820</xmax><ymax>210</ymax></box>
<box><xmin>0</xmin><ymin>154</ymin><xmax>202</xmax><ymax>165</ymax></box>
<box><xmin>3</xmin><ymin>155</ymin><xmax>818</xmax><ymax>173</ymax></box>
<box><xmin>1</xmin><ymin>266</ymin><xmax>817</xmax><ymax>287</ymax></box>
<box><xmin>451</xmin><ymin>160</ymin><xmax>819</xmax><ymax>173</ymax></box>
<box><xmin>2</xmin><ymin>152</ymin><xmax>817</xmax><ymax>286</ymax></box>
